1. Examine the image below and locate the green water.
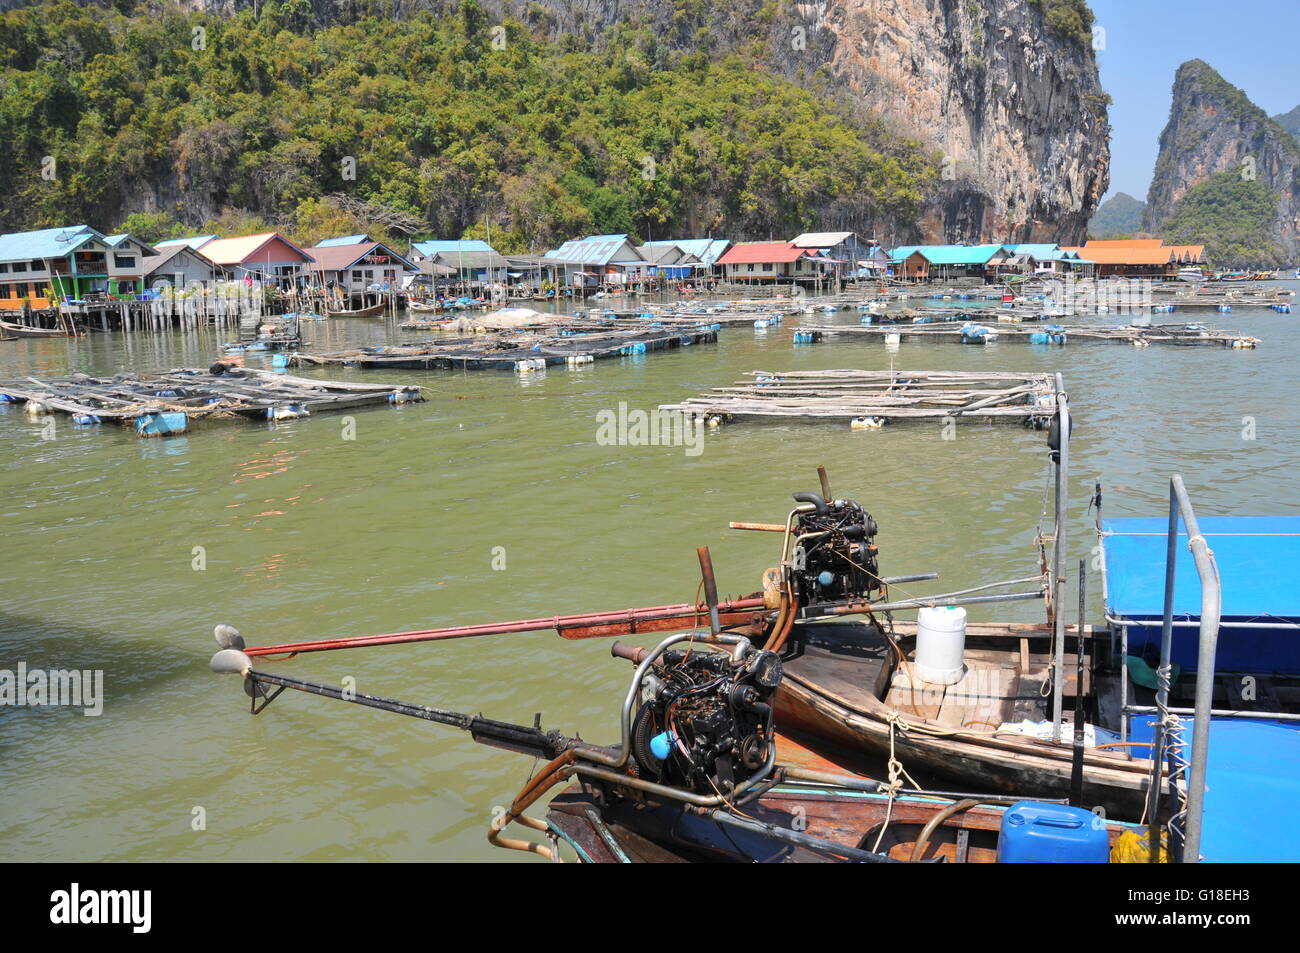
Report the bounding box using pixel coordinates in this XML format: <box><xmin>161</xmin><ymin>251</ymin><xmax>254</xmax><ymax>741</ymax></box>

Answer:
<box><xmin>3</xmin><ymin>285</ymin><xmax>1297</xmax><ymax>861</ymax></box>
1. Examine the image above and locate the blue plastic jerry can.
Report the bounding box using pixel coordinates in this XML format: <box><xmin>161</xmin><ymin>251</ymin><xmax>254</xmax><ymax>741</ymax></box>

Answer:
<box><xmin>996</xmin><ymin>801</ymin><xmax>1109</xmax><ymax>863</ymax></box>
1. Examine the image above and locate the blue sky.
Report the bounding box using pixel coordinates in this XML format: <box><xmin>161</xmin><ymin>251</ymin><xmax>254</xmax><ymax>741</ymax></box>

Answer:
<box><xmin>1088</xmin><ymin>0</ymin><xmax>1298</xmax><ymax>202</ymax></box>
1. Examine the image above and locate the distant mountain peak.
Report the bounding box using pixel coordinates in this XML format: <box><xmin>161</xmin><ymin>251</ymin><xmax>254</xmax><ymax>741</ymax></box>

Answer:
<box><xmin>1145</xmin><ymin>60</ymin><xmax>1299</xmax><ymax>265</ymax></box>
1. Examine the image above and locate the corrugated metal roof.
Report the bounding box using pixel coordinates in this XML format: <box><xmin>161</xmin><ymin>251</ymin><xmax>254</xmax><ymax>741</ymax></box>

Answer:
<box><xmin>304</xmin><ymin>241</ymin><xmax>416</xmax><ymax>272</ymax></box>
<box><xmin>889</xmin><ymin>244</ymin><xmax>1010</xmax><ymax>265</ymax></box>
<box><xmin>0</xmin><ymin>225</ymin><xmax>102</xmax><ymax>262</ymax></box>
<box><xmin>1006</xmin><ymin>243</ymin><xmax>1083</xmax><ymax>261</ymax></box>
<box><xmin>200</xmin><ymin>232</ymin><xmax>314</xmax><ymax>266</ymax></box>
<box><xmin>790</xmin><ymin>231</ymin><xmax>854</xmax><ymax>248</ymax></box>
<box><xmin>1065</xmin><ymin>245</ymin><xmax>1172</xmax><ymax>265</ymax></box>
<box><xmin>315</xmin><ymin>234</ymin><xmax>373</xmax><ymax>247</ymax></box>
<box><xmin>717</xmin><ymin>242</ymin><xmax>807</xmax><ymax>265</ymax></box>
<box><xmin>545</xmin><ymin>234</ymin><xmax>638</xmax><ymax>266</ymax></box>
<box><xmin>1084</xmin><ymin>239</ymin><xmax>1164</xmax><ymax>249</ymax></box>
<box><xmin>155</xmin><ymin>235</ymin><xmax>219</xmax><ymax>251</ymax></box>
<box><xmin>411</xmin><ymin>240</ymin><xmax>496</xmax><ymax>257</ymax></box>
<box><xmin>642</xmin><ymin>238</ymin><xmax>730</xmax><ymax>266</ymax></box>
<box><xmin>142</xmin><ymin>245</ymin><xmax>217</xmax><ymax>276</ymax></box>
<box><xmin>432</xmin><ymin>250</ymin><xmax>513</xmax><ymax>270</ymax></box>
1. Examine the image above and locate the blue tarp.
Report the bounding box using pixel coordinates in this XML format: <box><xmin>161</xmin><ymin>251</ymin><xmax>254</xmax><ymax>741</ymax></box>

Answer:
<box><xmin>1123</xmin><ymin>719</ymin><xmax>1300</xmax><ymax>862</ymax></box>
<box><xmin>1103</xmin><ymin>516</ymin><xmax>1300</xmax><ymax>618</ymax></box>
<box><xmin>1102</xmin><ymin>516</ymin><xmax>1300</xmax><ymax>673</ymax></box>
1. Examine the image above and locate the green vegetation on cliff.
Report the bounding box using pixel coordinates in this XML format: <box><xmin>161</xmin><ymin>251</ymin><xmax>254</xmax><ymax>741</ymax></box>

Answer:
<box><xmin>0</xmin><ymin>0</ymin><xmax>937</xmax><ymax>250</ymax></box>
<box><xmin>1088</xmin><ymin>191</ymin><xmax>1145</xmax><ymax>238</ymax></box>
<box><xmin>1161</xmin><ymin>170</ymin><xmax>1287</xmax><ymax>268</ymax></box>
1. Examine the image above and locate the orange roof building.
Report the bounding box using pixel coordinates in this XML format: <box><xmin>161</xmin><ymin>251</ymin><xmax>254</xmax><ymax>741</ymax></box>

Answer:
<box><xmin>1065</xmin><ymin>239</ymin><xmax>1205</xmax><ymax>277</ymax></box>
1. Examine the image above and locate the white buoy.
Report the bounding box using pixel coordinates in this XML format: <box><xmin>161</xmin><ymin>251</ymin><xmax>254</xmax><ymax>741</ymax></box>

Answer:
<box><xmin>915</xmin><ymin>606</ymin><xmax>967</xmax><ymax>684</ymax></box>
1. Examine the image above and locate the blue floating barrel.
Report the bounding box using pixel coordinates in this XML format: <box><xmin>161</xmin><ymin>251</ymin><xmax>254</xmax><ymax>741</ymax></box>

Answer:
<box><xmin>1218</xmin><ymin>305</ymin><xmax>1232</xmax><ymax>313</ymax></box>
<box><xmin>271</xmin><ymin>353</ymin><xmax>289</xmax><ymax>368</ymax></box>
<box><xmin>72</xmin><ymin>414</ymin><xmax>102</xmax><ymax>425</ymax></box>
<box><xmin>136</xmin><ymin>412</ymin><xmax>187</xmax><ymax>437</ymax></box>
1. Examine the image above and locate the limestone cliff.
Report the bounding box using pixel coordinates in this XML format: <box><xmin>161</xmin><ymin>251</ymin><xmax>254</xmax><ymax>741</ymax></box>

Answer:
<box><xmin>1145</xmin><ymin>60</ymin><xmax>1300</xmax><ymax>258</ymax></box>
<box><xmin>187</xmin><ymin>0</ymin><xmax>1111</xmax><ymax>244</ymax></box>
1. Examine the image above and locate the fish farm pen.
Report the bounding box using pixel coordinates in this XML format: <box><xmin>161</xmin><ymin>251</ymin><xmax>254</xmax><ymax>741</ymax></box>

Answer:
<box><xmin>658</xmin><ymin>370</ymin><xmax>1059</xmax><ymax>428</ymax></box>
<box><xmin>0</xmin><ymin>368</ymin><xmax>423</xmax><ymax>436</ymax></box>
<box><xmin>797</xmin><ymin>322</ymin><xmax>1262</xmax><ymax>349</ymax></box>
<box><xmin>290</xmin><ymin>326</ymin><xmax>718</xmax><ymax>372</ymax></box>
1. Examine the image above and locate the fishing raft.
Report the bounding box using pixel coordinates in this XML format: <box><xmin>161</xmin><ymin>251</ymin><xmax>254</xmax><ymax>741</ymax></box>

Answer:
<box><xmin>0</xmin><ymin>367</ymin><xmax>422</xmax><ymax>436</ymax></box>
<box><xmin>799</xmin><ymin>322</ymin><xmax>1261</xmax><ymax>349</ymax></box>
<box><xmin>290</xmin><ymin>326</ymin><xmax>718</xmax><ymax>372</ymax></box>
<box><xmin>659</xmin><ymin>370</ymin><xmax>1057</xmax><ymax>429</ymax></box>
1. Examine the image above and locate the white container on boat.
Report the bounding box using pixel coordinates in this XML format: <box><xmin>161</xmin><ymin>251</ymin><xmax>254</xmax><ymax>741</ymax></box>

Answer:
<box><xmin>915</xmin><ymin>605</ymin><xmax>967</xmax><ymax>685</ymax></box>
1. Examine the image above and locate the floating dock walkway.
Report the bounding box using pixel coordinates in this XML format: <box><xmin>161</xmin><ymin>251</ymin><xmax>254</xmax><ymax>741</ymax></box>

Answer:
<box><xmin>797</xmin><ymin>322</ymin><xmax>1261</xmax><ymax>349</ymax></box>
<box><xmin>659</xmin><ymin>370</ymin><xmax>1058</xmax><ymax>428</ymax></box>
<box><xmin>291</xmin><ymin>326</ymin><xmax>717</xmax><ymax>372</ymax></box>
<box><xmin>0</xmin><ymin>368</ymin><xmax>423</xmax><ymax>436</ymax></box>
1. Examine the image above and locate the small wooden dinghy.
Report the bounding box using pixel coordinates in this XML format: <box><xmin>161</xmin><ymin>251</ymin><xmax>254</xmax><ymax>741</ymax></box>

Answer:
<box><xmin>327</xmin><ymin>302</ymin><xmax>386</xmax><ymax>318</ymax></box>
<box><xmin>775</xmin><ymin>619</ymin><xmax>1154</xmax><ymax>818</ymax></box>
<box><xmin>0</xmin><ymin>318</ymin><xmax>77</xmax><ymax>338</ymax></box>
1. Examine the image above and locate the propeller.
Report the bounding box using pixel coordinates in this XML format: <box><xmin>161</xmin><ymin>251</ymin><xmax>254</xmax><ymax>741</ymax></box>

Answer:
<box><xmin>213</xmin><ymin>623</ymin><xmax>245</xmax><ymax>650</ymax></box>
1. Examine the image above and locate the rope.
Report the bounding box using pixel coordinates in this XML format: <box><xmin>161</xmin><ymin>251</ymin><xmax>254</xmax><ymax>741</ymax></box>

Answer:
<box><xmin>871</xmin><ymin>711</ymin><xmax>922</xmax><ymax>853</ymax></box>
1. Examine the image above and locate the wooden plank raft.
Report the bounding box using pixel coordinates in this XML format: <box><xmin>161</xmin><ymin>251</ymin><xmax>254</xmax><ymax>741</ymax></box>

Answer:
<box><xmin>658</xmin><ymin>369</ymin><xmax>1058</xmax><ymax>426</ymax></box>
<box><xmin>291</xmin><ymin>326</ymin><xmax>717</xmax><ymax>371</ymax></box>
<box><xmin>0</xmin><ymin>367</ymin><xmax>423</xmax><ymax>435</ymax></box>
<box><xmin>799</xmin><ymin>322</ymin><xmax>1261</xmax><ymax>348</ymax></box>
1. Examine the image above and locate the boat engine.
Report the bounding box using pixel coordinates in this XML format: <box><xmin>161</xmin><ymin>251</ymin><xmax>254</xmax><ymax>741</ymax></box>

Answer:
<box><xmin>625</xmin><ymin>644</ymin><xmax>782</xmax><ymax>794</ymax></box>
<box><xmin>789</xmin><ymin>492</ymin><xmax>881</xmax><ymax>606</ymax></box>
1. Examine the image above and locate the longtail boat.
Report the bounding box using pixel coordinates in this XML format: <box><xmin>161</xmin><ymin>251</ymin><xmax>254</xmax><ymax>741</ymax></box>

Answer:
<box><xmin>208</xmin><ymin>565</ymin><xmax>1144</xmax><ymax>863</ymax></box>
<box><xmin>210</xmin><ymin>378</ymin><xmax>1261</xmax><ymax>856</ymax></box>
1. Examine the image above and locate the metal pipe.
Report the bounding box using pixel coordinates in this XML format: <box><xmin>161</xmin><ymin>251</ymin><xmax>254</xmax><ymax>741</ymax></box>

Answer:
<box><xmin>1122</xmin><ymin>705</ymin><xmax>1300</xmax><ymax>722</ymax></box>
<box><xmin>702</xmin><ymin>807</ymin><xmax>904</xmax><ymax>863</ymax></box>
<box><xmin>878</xmin><ymin>572</ymin><xmax>940</xmax><ymax>585</ymax></box>
<box><xmin>572</xmin><ymin>743</ymin><xmax>775</xmax><ymax>808</ymax></box>
<box><xmin>1170</xmin><ymin>474</ymin><xmax>1222</xmax><ymax>863</ymax></box>
<box><xmin>1107</xmin><ymin>615</ymin><xmax>1292</xmax><ymax>631</ymax></box>
<box><xmin>1070</xmin><ymin>559</ymin><xmax>1086</xmax><ymax>806</ymax></box>
<box><xmin>1147</xmin><ymin>479</ymin><xmax>1181</xmax><ymax>857</ymax></box>
<box><xmin>243</xmin><ymin>595</ymin><xmax>768</xmax><ymax>656</ymax></box>
<box><xmin>697</xmin><ymin>546</ymin><xmax>721</xmax><ymax>636</ymax></box>
<box><xmin>1052</xmin><ymin>373</ymin><xmax>1070</xmax><ymax>742</ymax></box>
<box><xmin>812</xmin><ymin>589</ymin><xmax>1045</xmax><ymax>618</ymax></box>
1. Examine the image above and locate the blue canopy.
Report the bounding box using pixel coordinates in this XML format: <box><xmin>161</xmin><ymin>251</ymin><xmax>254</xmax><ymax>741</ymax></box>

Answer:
<box><xmin>1103</xmin><ymin>516</ymin><xmax>1300</xmax><ymax>619</ymax></box>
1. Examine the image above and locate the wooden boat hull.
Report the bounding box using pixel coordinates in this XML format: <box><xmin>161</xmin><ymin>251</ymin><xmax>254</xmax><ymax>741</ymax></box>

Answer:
<box><xmin>327</xmin><ymin>303</ymin><xmax>386</xmax><ymax>318</ymax></box>
<box><xmin>544</xmin><ymin>782</ymin><xmax>1136</xmax><ymax>863</ymax></box>
<box><xmin>775</xmin><ymin>621</ymin><xmax>1156</xmax><ymax>820</ymax></box>
<box><xmin>0</xmin><ymin>319</ymin><xmax>75</xmax><ymax>338</ymax></box>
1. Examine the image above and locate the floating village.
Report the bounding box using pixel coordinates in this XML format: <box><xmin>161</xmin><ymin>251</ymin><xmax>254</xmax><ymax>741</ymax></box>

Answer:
<box><xmin>3</xmin><ymin>217</ymin><xmax>1296</xmax><ymax>869</ymax></box>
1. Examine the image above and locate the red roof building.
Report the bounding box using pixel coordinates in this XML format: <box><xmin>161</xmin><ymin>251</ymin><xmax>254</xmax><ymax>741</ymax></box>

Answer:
<box><xmin>716</xmin><ymin>241</ymin><xmax>827</xmax><ymax>283</ymax></box>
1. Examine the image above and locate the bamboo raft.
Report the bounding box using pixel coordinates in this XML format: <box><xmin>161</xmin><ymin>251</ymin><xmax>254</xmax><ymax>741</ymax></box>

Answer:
<box><xmin>799</xmin><ymin>322</ymin><xmax>1261</xmax><ymax>348</ymax></box>
<box><xmin>659</xmin><ymin>370</ymin><xmax>1058</xmax><ymax>427</ymax></box>
<box><xmin>0</xmin><ymin>368</ymin><xmax>423</xmax><ymax>435</ymax></box>
<box><xmin>290</xmin><ymin>326</ymin><xmax>718</xmax><ymax>372</ymax></box>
